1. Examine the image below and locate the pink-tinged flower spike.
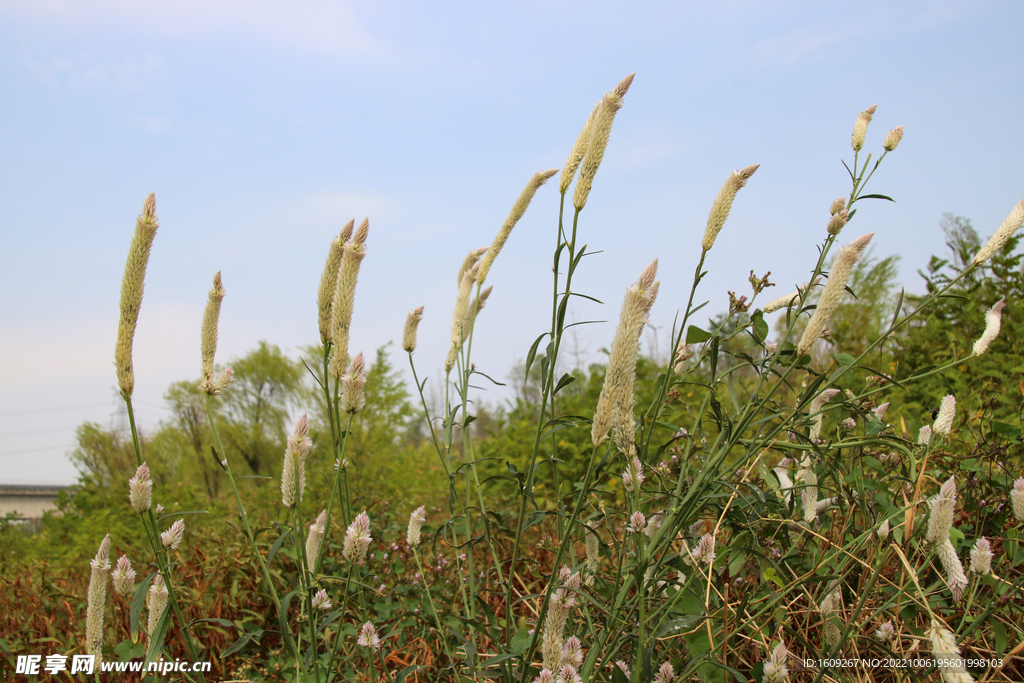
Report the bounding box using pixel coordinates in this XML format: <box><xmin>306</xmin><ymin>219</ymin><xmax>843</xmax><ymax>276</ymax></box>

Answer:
<box><xmin>572</xmin><ymin>74</ymin><xmax>634</xmax><ymax>210</ymax></box>
<box><xmin>653</xmin><ymin>661</ymin><xmax>675</xmax><ymax>683</ymax></box>
<box><xmin>615</xmin><ymin>661</ymin><xmax>631</xmax><ymax>678</ymax></box>
<box><xmin>281</xmin><ymin>414</ymin><xmax>313</xmax><ymax>508</ymax></box>
<box><xmin>830</xmin><ymin>197</ymin><xmax>847</xmax><ymax>216</ymax></box>
<box><xmin>875</xmin><ymin>621</ymin><xmax>895</xmax><ymax>642</ymax></box>
<box><xmin>1012</xmin><ymin>478</ymin><xmax>1024</xmax><ymax>523</ymax></box>
<box><xmin>311</xmin><ymin>589</ymin><xmax>332</xmax><ymax>611</ymax></box>
<box><xmin>933</xmin><ymin>395</ymin><xmax>956</xmax><ymax>436</ymax></box>
<box><xmin>970</xmin><ymin>537</ymin><xmax>993</xmax><ymax>575</ymax></box>
<box><xmin>928</xmin><ymin>619</ymin><xmax>974</xmax><ymax>683</ymax></box>
<box><xmin>317</xmin><ymin>221</ymin><xmax>353</xmax><ymax>345</ymax></box>
<box><xmin>702</xmin><ymin>164</ymin><xmax>760</xmax><ymax>251</ymax></box>
<box><xmin>161</xmin><ymin>519</ymin><xmax>185</xmax><ymax>550</ymax></box>
<box><xmin>479</xmin><ymin>169</ymin><xmax>558</xmax><ymax>285</ymax></box>
<box><xmin>146</xmin><ymin>574</ymin><xmax>168</xmax><ymax>645</ymax></box>
<box><xmin>798</xmin><ymin>233</ymin><xmax>873</xmax><ymax>355</ymax></box>
<box><xmin>851</xmin><ymin>104</ymin><xmax>877</xmax><ymax>152</ymax></box>
<box><xmin>128</xmin><ymin>463</ymin><xmax>152</xmax><ymax>514</ymax></box>
<box><xmin>937</xmin><ymin>539</ymin><xmax>968</xmax><ymax>602</ymax></box>
<box><xmin>85</xmin><ymin>535</ymin><xmax>111</xmax><ymax>661</ymax></box>
<box><xmin>155</xmin><ymin>504</ymin><xmax>164</xmax><ymax>515</ymax></box>
<box><xmin>200</xmin><ymin>272</ymin><xmax>226</xmax><ymax>394</ymax></box>
<box><xmin>627</xmin><ymin>511</ymin><xmax>647</xmax><ymax>534</ymax></box>
<box><xmin>407</xmin><ymin>505</ymin><xmax>427</xmax><ymax>547</ymax></box>
<box><xmin>764</xmin><ymin>278</ymin><xmax>820</xmax><ymax>314</ymax></box>
<box><xmin>926</xmin><ymin>477</ymin><xmax>958</xmax><ymax>544</ymax></box>
<box><xmin>329</xmin><ymin>218</ymin><xmax>369</xmax><ymax>378</ymax></box>
<box><xmin>763</xmin><ymin>640</ymin><xmax>789</xmax><ymax>683</ymax></box>
<box><xmin>692</xmin><ymin>533</ymin><xmax>716</xmax><ymax>566</ymax></box>
<box><xmin>402</xmin><ymin>306</ymin><xmax>424</xmax><ymax>353</ymax></box>
<box><xmin>305</xmin><ymin>510</ymin><xmax>327</xmax><ymax>573</ymax></box>
<box><xmin>826</xmin><ymin>209</ymin><xmax>850</xmax><ymax>236</ymax></box>
<box><xmin>111</xmin><ymin>555</ymin><xmax>136</xmax><ymax>598</ymax></box>
<box><xmin>343</xmin><ymin>511</ymin><xmax>372</xmax><ymax>563</ymax></box>
<box><xmin>115</xmin><ymin>193</ymin><xmax>159</xmax><ymax>399</ymax></box>
<box><xmin>209</xmin><ymin>367</ymin><xmax>233</xmax><ymax>395</ymax></box>
<box><xmin>873</xmin><ymin>402</ymin><xmax>890</xmax><ymax>420</ymax></box>
<box><xmin>972</xmin><ymin>299</ymin><xmax>1005</xmax><ymax>355</ymax></box>
<box><xmin>621</xmin><ymin>456</ymin><xmax>645</xmax><ymax>493</ymax></box>
<box><xmin>340</xmin><ymin>353</ymin><xmax>367</xmax><ymax>414</ymax></box>
<box><xmin>558</xmin><ymin>664</ymin><xmax>582</xmax><ymax>683</ymax></box>
<box><xmin>918</xmin><ymin>425</ymin><xmax>932</xmax><ymax>446</ymax></box>
<box><xmin>883</xmin><ymin>125</ymin><xmax>904</xmax><ymax>152</ymax></box>
<box><xmin>561</xmin><ymin>636</ymin><xmax>584</xmax><ymax>668</ymax></box>
<box><xmin>534</xmin><ymin>670</ymin><xmax>555</xmax><ymax>683</ymax></box>
<box><xmin>973</xmin><ymin>199</ymin><xmax>1024</xmax><ymax>266</ymax></box>
<box><xmin>356</xmin><ymin>621</ymin><xmax>380</xmax><ymax>649</ymax></box>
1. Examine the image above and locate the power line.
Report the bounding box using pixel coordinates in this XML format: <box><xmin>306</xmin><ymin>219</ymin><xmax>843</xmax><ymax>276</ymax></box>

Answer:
<box><xmin>0</xmin><ymin>402</ymin><xmax>109</xmax><ymax>418</ymax></box>
<box><xmin>0</xmin><ymin>444</ymin><xmax>76</xmax><ymax>457</ymax></box>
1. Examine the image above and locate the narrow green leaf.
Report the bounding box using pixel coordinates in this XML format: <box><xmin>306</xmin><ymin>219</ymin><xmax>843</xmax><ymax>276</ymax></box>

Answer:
<box><xmin>858</xmin><ymin>193</ymin><xmax>895</xmax><ymax>202</ymax></box>
<box><xmin>267</xmin><ymin>528</ymin><xmax>291</xmax><ymax>566</ymax></box>
<box><xmin>143</xmin><ymin>607</ymin><xmax>172</xmax><ymax>668</ymax></box>
<box><xmin>553</xmin><ymin>373</ymin><xmax>576</xmax><ymax>395</ymax></box>
<box><xmin>523</xmin><ymin>333</ymin><xmax>548</xmax><ymax>379</ymax></box>
<box><xmin>129</xmin><ymin>573</ymin><xmax>156</xmax><ymax>643</ymax></box>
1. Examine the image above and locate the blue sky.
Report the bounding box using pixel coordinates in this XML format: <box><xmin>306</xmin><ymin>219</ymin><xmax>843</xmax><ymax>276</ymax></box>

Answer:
<box><xmin>1</xmin><ymin>1</ymin><xmax>1022</xmax><ymax>485</ymax></box>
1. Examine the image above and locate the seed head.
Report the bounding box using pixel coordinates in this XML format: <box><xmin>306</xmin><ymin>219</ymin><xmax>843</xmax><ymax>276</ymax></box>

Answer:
<box><xmin>477</xmin><ymin>170</ymin><xmax>557</xmax><ymax>285</ymax></box>
<box><xmin>343</xmin><ymin>511</ymin><xmax>372</xmax><ymax>563</ymax></box>
<box><xmin>1012</xmin><ymin>478</ymin><xmax>1024</xmax><ymax>523</ymax></box>
<box><xmin>340</xmin><ymin>352</ymin><xmax>367</xmax><ymax>414</ymax></box>
<box><xmin>161</xmin><ymin>519</ymin><xmax>185</xmax><ymax>550</ymax></box>
<box><xmin>129</xmin><ymin>463</ymin><xmax>153</xmax><ymax>514</ymax></box>
<box><xmin>281</xmin><ymin>414</ymin><xmax>313</xmax><ymax>507</ymax></box>
<box><xmin>311</xmin><ymin>589</ymin><xmax>332</xmax><ymax>611</ymax></box>
<box><xmin>146</xmin><ymin>574</ymin><xmax>168</xmax><ymax>645</ymax></box>
<box><xmin>970</xmin><ymin>537</ymin><xmax>993</xmax><ymax>575</ymax></box>
<box><xmin>830</xmin><ymin>197</ymin><xmax>847</xmax><ymax>216</ymax></box>
<box><xmin>357</xmin><ymin>621</ymin><xmax>381</xmax><ymax>649</ymax></box>
<box><xmin>572</xmin><ymin>75</ymin><xmax>634</xmax><ymax>210</ymax></box>
<box><xmin>329</xmin><ymin>218</ymin><xmax>369</xmax><ymax>378</ymax></box>
<box><xmin>701</xmin><ymin>164</ymin><xmax>759</xmax><ymax>252</ymax></box>
<box><xmin>973</xmin><ymin>199</ymin><xmax>1024</xmax><ymax>266</ymax></box>
<box><xmin>627</xmin><ymin>511</ymin><xmax>646</xmax><ymax>534</ymax></box>
<box><xmin>306</xmin><ymin>510</ymin><xmax>327</xmax><ymax>573</ymax></box>
<box><xmin>86</xmin><ymin>534</ymin><xmax>111</xmax><ymax>661</ymax></box>
<box><xmin>763</xmin><ymin>640</ymin><xmax>789</xmax><ymax>683</ymax></box>
<box><xmin>798</xmin><ymin>233</ymin><xmax>873</xmax><ymax>355</ymax></box>
<box><xmin>621</xmin><ymin>456</ymin><xmax>645</xmax><ymax>493</ymax></box>
<box><xmin>317</xmin><ymin>222</ymin><xmax>352</xmax><ymax>345</ymax></box>
<box><xmin>200</xmin><ymin>272</ymin><xmax>227</xmax><ymax>394</ymax></box>
<box><xmin>882</xmin><ymin>125</ymin><xmax>904</xmax><ymax>152</ymax></box>
<box><xmin>928</xmin><ymin>619</ymin><xmax>974</xmax><ymax>682</ymax></box>
<box><xmin>115</xmin><ymin>193</ymin><xmax>159</xmax><ymax>399</ymax></box>
<box><xmin>918</xmin><ymin>425</ymin><xmax>933</xmax><ymax>446</ymax></box>
<box><xmin>851</xmin><ymin>104</ymin><xmax>877</xmax><ymax>152</ymax></box>
<box><xmin>933</xmin><ymin>395</ymin><xmax>956</xmax><ymax>436</ymax></box>
<box><xmin>937</xmin><ymin>538</ymin><xmax>967</xmax><ymax>602</ymax></box>
<box><xmin>926</xmin><ymin>477</ymin><xmax>958</xmax><ymax>544</ymax></box>
<box><xmin>111</xmin><ymin>554</ymin><xmax>136</xmax><ymax>598</ymax></box>
<box><xmin>826</xmin><ymin>209</ymin><xmax>850</xmax><ymax>236</ymax></box>
<box><xmin>407</xmin><ymin>505</ymin><xmax>427</xmax><ymax>547</ymax></box>
<box><xmin>972</xmin><ymin>298</ymin><xmax>1005</xmax><ymax>355</ymax></box>
<box><xmin>402</xmin><ymin>306</ymin><xmax>425</xmax><ymax>353</ymax></box>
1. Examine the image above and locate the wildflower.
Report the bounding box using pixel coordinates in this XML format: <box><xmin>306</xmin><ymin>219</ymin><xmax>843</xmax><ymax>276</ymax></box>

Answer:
<box><xmin>402</xmin><ymin>306</ymin><xmax>425</xmax><ymax>353</ymax></box>
<box><xmin>561</xmin><ymin>636</ymin><xmax>584</xmax><ymax>668</ymax></box>
<box><xmin>819</xmin><ymin>584</ymin><xmax>843</xmax><ymax>648</ymax></box>
<box><xmin>876</xmin><ymin>519</ymin><xmax>890</xmax><ymax>541</ymax></box>
<box><xmin>317</xmin><ymin>220</ymin><xmax>353</xmax><ymax>345</ymax></box>
<box><xmin>653</xmin><ymin>661</ymin><xmax>676</xmax><ymax>683</ymax></box>
<box><xmin>972</xmin><ymin>299</ymin><xmax>1005</xmax><ymax>355</ymax></box>
<box><xmin>797</xmin><ymin>458</ymin><xmax>818</xmax><ymax>524</ymax></box>
<box><xmin>622</xmin><ymin>456</ymin><xmax>645</xmax><ymax>493</ymax></box>
<box><xmin>281</xmin><ymin>414</ymin><xmax>313</xmax><ymax>507</ymax></box>
<box><xmin>479</xmin><ymin>169</ymin><xmax>558</xmax><ymax>284</ymax></box>
<box><xmin>147</xmin><ymin>574</ymin><xmax>168</xmax><ymax>644</ymax></box>
<box><xmin>560</xmin><ymin>102</ymin><xmax>597</xmax><ymax>195</ymax></box>
<box><xmin>115</xmin><ymin>193</ymin><xmax>159</xmax><ymax>399</ymax></box>
<box><xmin>875</xmin><ymin>621</ymin><xmax>895</xmax><ymax>642</ymax></box>
<box><xmin>343</xmin><ymin>511</ymin><xmax>372</xmax><ymax>563</ymax></box>
<box><xmin>841</xmin><ymin>417</ymin><xmax>856</xmax><ymax>430</ymax></box>
<box><xmin>882</xmin><ymin>125</ymin><xmax>904</xmax><ymax>152</ymax></box>
<box><xmin>200</xmin><ymin>272</ymin><xmax>226</xmax><ymax>394</ymax></box>
<box><xmin>927</xmin><ymin>477</ymin><xmax>958</xmax><ymax>544</ymax></box>
<box><xmin>827</xmin><ymin>209</ymin><xmax>850</xmax><ymax>236</ymax></box>
<box><xmin>161</xmin><ymin>519</ymin><xmax>185</xmax><ymax>550</ymax></box>
<box><xmin>329</xmin><ymin>218</ymin><xmax>369</xmax><ymax>378</ymax></box>
<box><xmin>534</xmin><ymin>670</ymin><xmax>555</xmax><ymax>683</ymax></box>
<box><xmin>457</xmin><ymin>247</ymin><xmax>487</xmax><ymax>284</ymax></box>
<box><xmin>933</xmin><ymin>395</ymin><xmax>956</xmax><ymax>436</ymax></box>
<box><xmin>937</xmin><ymin>539</ymin><xmax>968</xmax><ymax>602</ymax></box>
<box><xmin>644</xmin><ymin>513</ymin><xmax>664</xmax><ymax>539</ymax></box>
<box><xmin>1012</xmin><ymin>478</ymin><xmax>1024</xmax><ymax>523</ymax></box>
<box><xmin>572</xmin><ymin>74</ymin><xmax>634</xmax><ymax>210</ymax></box>
<box><xmin>763</xmin><ymin>640</ymin><xmax>789</xmax><ymax>682</ymax></box>
<box><xmin>918</xmin><ymin>425</ymin><xmax>933</xmax><ymax>446</ymax></box>
<box><xmin>615</xmin><ymin>661</ymin><xmax>631</xmax><ymax>678</ymax></box>
<box><xmin>691</xmin><ymin>533</ymin><xmax>716</xmax><ymax>566</ymax></box>
<box><xmin>305</xmin><ymin>510</ymin><xmax>327</xmax><ymax>573</ymax></box>
<box><xmin>970</xmin><ymin>537</ymin><xmax>993</xmax><ymax>575</ymax></box>
<box><xmin>559</xmin><ymin>664</ymin><xmax>582</xmax><ymax>683</ymax></box>
<box><xmin>85</xmin><ymin>535</ymin><xmax>111</xmax><ymax>660</ymax></box>
<box><xmin>672</xmin><ymin>342</ymin><xmax>692</xmax><ymax>374</ymax></box>
<box><xmin>928</xmin><ymin>619</ymin><xmax>975</xmax><ymax>683</ymax></box>
<box><xmin>445</xmin><ymin>264</ymin><xmax>479</xmax><ymax>373</ymax></box>
<box><xmin>340</xmin><ymin>353</ymin><xmax>367</xmax><ymax>414</ymax></box>
<box><xmin>830</xmin><ymin>197</ymin><xmax>846</xmax><ymax>215</ymax></box>
<box><xmin>701</xmin><ymin>164</ymin><xmax>760</xmax><ymax>251</ymax></box>
<box><xmin>311</xmin><ymin>589</ymin><xmax>332</xmax><ymax>611</ymax></box>
<box><xmin>208</xmin><ymin>367</ymin><xmax>233</xmax><ymax>395</ymax></box>
<box><xmin>972</xmin><ymin>199</ymin><xmax>1024</xmax><ymax>266</ymax></box>
<box><xmin>540</xmin><ymin>571</ymin><xmax>578</xmax><ymax>671</ymax></box>
<box><xmin>155</xmin><ymin>504</ymin><xmax>164</xmax><ymax>515</ymax></box>
<box><xmin>798</xmin><ymin>233</ymin><xmax>873</xmax><ymax>355</ymax></box>
<box><xmin>407</xmin><ymin>505</ymin><xmax>427</xmax><ymax>547</ymax></box>
<box><xmin>128</xmin><ymin>463</ymin><xmax>152</xmax><ymax>514</ymax></box>
<box><xmin>873</xmin><ymin>402</ymin><xmax>890</xmax><ymax>420</ymax></box>
<box><xmin>628</xmin><ymin>511</ymin><xmax>647</xmax><ymax>534</ymax></box>
<box><xmin>111</xmin><ymin>554</ymin><xmax>135</xmax><ymax>598</ymax></box>
<box><xmin>774</xmin><ymin>462</ymin><xmax>793</xmax><ymax>505</ymax></box>
<box><xmin>356</xmin><ymin>621</ymin><xmax>380</xmax><ymax>649</ymax></box>
<box><xmin>851</xmin><ymin>104</ymin><xmax>877</xmax><ymax>152</ymax></box>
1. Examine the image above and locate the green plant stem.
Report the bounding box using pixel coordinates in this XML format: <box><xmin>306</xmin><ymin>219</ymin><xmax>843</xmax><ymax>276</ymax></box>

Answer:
<box><xmin>413</xmin><ymin>547</ymin><xmax>455</xmax><ymax>664</ymax></box>
<box><xmin>315</xmin><ymin>413</ymin><xmax>354</xmax><ymax>575</ymax></box>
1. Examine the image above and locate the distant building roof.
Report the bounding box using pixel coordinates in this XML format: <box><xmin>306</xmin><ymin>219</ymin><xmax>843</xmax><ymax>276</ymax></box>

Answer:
<box><xmin>0</xmin><ymin>484</ymin><xmax>70</xmax><ymax>496</ymax></box>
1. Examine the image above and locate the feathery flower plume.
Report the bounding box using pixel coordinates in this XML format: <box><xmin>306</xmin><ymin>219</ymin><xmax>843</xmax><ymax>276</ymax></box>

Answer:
<box><xmin>592</xmin><ymin>260</ymin><xmax>659</xmax><ymax>448</ymax></box>
<box><xmin>534</xmin><ymin>670</ymin><xmax>555</xmax><ymax>683</ymax></box>
<box><xmin>763</xmin><ymin>640</ymin><xmax>789</xmax><ymax>683</ymax></box>
<box><xmin>1012</xmin><ymin>478</ymin><xmax>1024</xmax><ymax>523</ymax></box>
<box><xmin>973</xmin><ymin>199</ymin><xmax>1024</xmax><ymax>266</ymax></box>
<box><xmin>763</xmin><ymin>278</ymin><xmax>819</xmax><ymax>314</ymax></box>
<box><xmin>340</xmin><ymin>352</ymin><xmax>367</xmax><ymax>414</ymax></box>
<box><xmin>306</xmin><ymin>510</ymin><xmax>327</xmax><ymax>573</ymax></box>
<box><xmin>926</xmin><ymin>477</ymin><xmax>958</xmax><ymax>544</ymax></box>
<box><xmin>653</xmin><ymin>661</ymin><xmax>675</xmax><ymax>683</ymax></box>
<box><xmin>797</xmin><ymin>232</ymin><xmax>873</xmax><ymax>355</ymax></box>
<box><xmin>281</xmin><ymin>414</ymin><xmax>313</xmax><ymax>507</ymax></box>
<box><xmin>841</xmin><ymin>417</ymin><xmax>856</xmax><ymax>430</ymax></box>
<box><xmin>819</xmin><ymin>584</ymin><xmax>843</xmax><ymax>648</ymax></box>
<box><xmin>672</xmin><ymin>342</ymin><xmax>692</xmax><ymax>374</ymax></box>
<box><xmin>209</xmin><ymin>367</ymin><xmax>233</xmax><ymax>395</ymax></box>
<box><xmin>129</xmin><ymin>463</ymin><xmax>152</xmax><ymax>514</ymax></box>
<box><xmin>621</xmin><ymin>456</ymin><xmax>645</xmax><ymax>493</ymax></box>
<box><xmin>329</xmin><ymin>218</ymin><xmax>369</xmax><ymax>378</ymax></box>
<box><xmin>147</xmin><ymin>574</ymin><xmax>168</xmax><ymax>644</ymax></box>
<box><xmin>161</xmin><ymin>519</ymin><xmax>185</xmax><ymax>550</ymax></box>
<box><xmin>970</xmin><ymin>537</ymin><xmax>993</xmax><ymax>575</ymax></box>
<box><xmin>85</xmin><ymin>535</ymin><xmax>111</xmax><ymax>660</ymax></box>
<box><xmin>627</xmin><ymin>511</ymin><xmax>647</xmax><ymax>534</ymax></box>
<box><xmin>357</xmin><ymin>621</ymin><xmax>380</xmax><ymax>649</ymax></box>
<box><xmin>616</xmin><ymin>661</ymin><xmax>631</xmax><ymax>678</ymax></box>
<box><xmin>343</xmin><ymin>511</ymin><xmax>372</xmax><ymax>563</ymax></box>
<box><xmin>692</xmin><ymin>533</ymin><xmax>716</xmax><ymax>566</ymax></box>
<box><xmin>775</xmin><ymin>462</ymin><xmax>793</xmax><ymax>505</ymax></box>
<box><xmin>477</xmin><ymin>169</ymin><xmax>558</xmax><ymax>285</ymax></box>
<box><xmin>559</xmin><ymin>664</ymin><xmax>582</xmax><ymax>683</ymax></box>
<box><xmin>560</xmin><ymin>103</ymin><xmax>597</xmax><ymax>194</ymax></box>
<box><xmin>933</xmin><ymin>395</ymin><xmax>956</xmax><ymax>436</ymax></box>
<box><xmin>798</xmin><ymin>460</ymin><xmax>818</xmax><ymax>524</ymax></box>
<box><xmin>457</xmin><ymin>247</ymin><xmax>487</xmax><ymax>285</ymax></box>
<box><xmin>115</xmin><ymin>193</ymin><xmax>159</xmax><ymax>399</ymax></box>
<box><xmin>402</xmin><ymin>306</ymin><xmax>425</xmax><ymax>353</ymax></box>
<box><xmin>701</xmin><ymin>164</ymin><xmax>760</xmax><ymax>251</ymax></box>
<box><xmin>877</xmin><ymin>519</ymin><xmax>890</xmax><ymax>541</ymax></box>
<box><xmin>445</xmin><ymin>264</ymin><xmax>478</xmax><ymax>373</ymax></box>
<box><xmin>644</xmin><ymin>513</ymin><xmax>664</xmax><ymax>539</ymax></box>
<box><xmin>875</xmin><ymin>621</ymin><xmax>895</xmax><ymax>642</ymax></box>
<box><xmin>928</xmin><ymin>619</ymin><xmax>975</xmax><ymax>683</ymax></box>
<box><xmin>918</xmin><ymin>425</ymin><xmax>933</xmax><ymax>446</ymax></box>
<box><xmin>851</xmin><ymin>104</ymin><xmax>877</xmax><ymax>152</ymax></box>
<box><xmin>540</xmin><ymin>571</ymin><xmax>579</xmax><ymax>672</ymax></box>
<box><xmin>572</xmin><ymin>74</ymin><xmax>634</xmax><ymax>210</ymax></box>
<box><xmin>816</xmin><ymin>495</ymin><xmax>840</xmax><ymax>514</ymax></box>
<box><xmin>155</xmin><ymin>504</ymin><xmax>164</xmax><ymax>515</ymax></box>
<box><xmin>883</xmin><ymin>125</ymin><xmax>904</xmax><ymax>152</ymax></box>
<box><xmin>200</xmin><ymin>272</ymin><xmax>227</xmax><ymax>394</ymax></box>
<box><xmin>407</xmin><ymin>505</ymin><xmax>427</xmax><ymax>547</ymax></box>
<box><xmin>462</xmin><ymin>286</ymin><xmax>494</xmax><ymax>342</ymax></box>
<box><xmin>830</xmin><ymin>197</ymin><xmax>847</xmax><ymax>216</ymax></box>
<box><xmin>311</xmin><ymin>589</ymin><xmax>332</xmax><ymax>611</ymax></box>
<box><xmin>111</xmin><ymin>555</ymin><xmax>136</xmax><ymax>598</ymax></box>
<box><xmin>562</xmin><ymin>636</ymin><xmax>584</xmax><ymax>668</ymax></box>
<box><xmin>972</xmin><ymin>299</ymin><xmax>1005</xmax><ymax>355</ymax></box>
<box><xmin>317</xmin><ymin>220</ymin><xmax>353</xmax><ymax>344</ymax></box>
<box><xmin>827</xmin><ymin>209</ymin><xmax>850</xmax><ymax>236</ymax></box>
<box><xmin>937</xmin><ymin>539</ymin><xmax>967</xmax><ymax>602</ymax></box>
<box><xmin>809</xmin><ymin>388</ymin><xmax>840</xmax><ymax>441</ymax></box>
<box><xmin>873</xmin><ymin>402</ymin><xmax>890</xmax><ymax>420</ymax></box>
